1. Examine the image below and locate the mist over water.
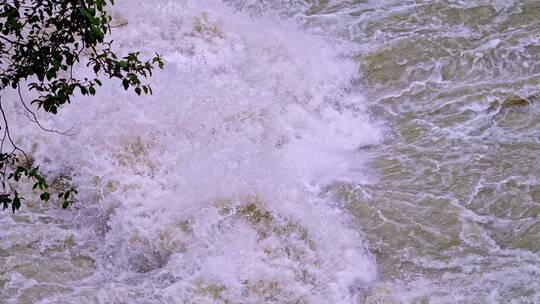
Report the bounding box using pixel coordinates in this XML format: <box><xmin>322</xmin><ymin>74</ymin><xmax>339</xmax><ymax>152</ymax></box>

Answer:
<box><xmin>1</xmin><ymin>0</ymin><xmax>539</xmax><ymax>303</ymax></box>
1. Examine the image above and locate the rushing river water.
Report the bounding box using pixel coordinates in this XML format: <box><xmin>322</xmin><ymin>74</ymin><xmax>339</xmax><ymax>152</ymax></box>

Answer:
<box><xmin>1</xmin><ymin>1</ymin><xmax>539</xmax><ymax>303</ymax></box>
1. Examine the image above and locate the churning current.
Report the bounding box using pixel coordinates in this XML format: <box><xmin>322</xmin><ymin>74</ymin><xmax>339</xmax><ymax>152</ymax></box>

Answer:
<box><xmin>1</xmin><ymin>1</ymin><xmax>539</xmax><ymax>303</ymax></box>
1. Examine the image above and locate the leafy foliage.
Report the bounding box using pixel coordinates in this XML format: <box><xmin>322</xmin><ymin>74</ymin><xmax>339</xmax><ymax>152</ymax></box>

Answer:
<box><xmin>0</xmin><ymin>0</ymin><xmax>164</xmax><ymax>212</ymax></box>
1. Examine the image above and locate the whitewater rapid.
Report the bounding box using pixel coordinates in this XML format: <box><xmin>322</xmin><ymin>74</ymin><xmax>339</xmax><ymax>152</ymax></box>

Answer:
<box><xmin>3</xmin><ymin>1</ymin><xmax>539</xmax><ymax>303</ymax></box>
<box><xmin>1</xmin><ymin>0</ymin><xmax>382</xmax><ymax>303</ymax></box>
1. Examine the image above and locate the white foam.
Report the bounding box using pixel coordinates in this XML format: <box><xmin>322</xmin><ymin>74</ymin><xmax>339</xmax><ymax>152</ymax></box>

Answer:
<box><xmin>6</xmin><ymin>0</ymin><xmax>381</xmax><ymax>302</ymax></box>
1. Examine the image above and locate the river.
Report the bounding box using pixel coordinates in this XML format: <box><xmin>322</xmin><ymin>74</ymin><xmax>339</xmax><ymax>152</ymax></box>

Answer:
<box><xmin>1</xmin><ymin>1</ymin><xmax>539</xmax><ymax>303</ymax></box>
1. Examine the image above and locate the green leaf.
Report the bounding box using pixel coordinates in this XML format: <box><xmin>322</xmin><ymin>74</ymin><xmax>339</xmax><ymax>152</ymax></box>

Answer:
<box><xmin>40</xmin><ymin>192</ymin><xmax>50</xmax><ymax>201</ymax></box>
<box><xmin>13</xmin><ymin>196</ymin><xmax>21</xmax><ymax>209</ymax></box>
<box><xmin>81</xmin><ymin>8</ymin><xmax>93</xmax><ymax>19</ymax></box>
<box><xmin>96</xmin><ymin>0</ymin><xmax>104</xmax><ymax>11</ymax></box>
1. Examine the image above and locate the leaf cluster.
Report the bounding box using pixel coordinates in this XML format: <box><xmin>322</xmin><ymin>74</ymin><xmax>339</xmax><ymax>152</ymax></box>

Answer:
<box><xmin>0</xmin><ymin>153</ymin><xmax>77</xmax><ymax>212</ymax></box>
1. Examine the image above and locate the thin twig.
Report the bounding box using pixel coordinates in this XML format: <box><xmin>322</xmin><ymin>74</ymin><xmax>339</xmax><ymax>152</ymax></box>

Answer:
<box><xmin>18</xmin><ymin>86</ymin><xmax>76</xmax><ymax>136</ymax></box>
<box><xmin>0</xmin><ymin>97</ymin><xmax>31</xmax><ymax>166</ymax></box>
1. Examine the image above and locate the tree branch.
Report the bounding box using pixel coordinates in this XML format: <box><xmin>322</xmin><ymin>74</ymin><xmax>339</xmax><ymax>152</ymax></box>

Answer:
<box><xmin>18</xmin><ymin>86</ymin><xmax>76</xmax><ymax>136</ymax></box>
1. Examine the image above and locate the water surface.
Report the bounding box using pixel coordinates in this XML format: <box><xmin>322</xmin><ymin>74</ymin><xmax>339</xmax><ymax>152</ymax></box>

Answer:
<box><xmin>1</xmin><ymin>1</ymin><xmax>539</xmax><ymax>303</ymax></box>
